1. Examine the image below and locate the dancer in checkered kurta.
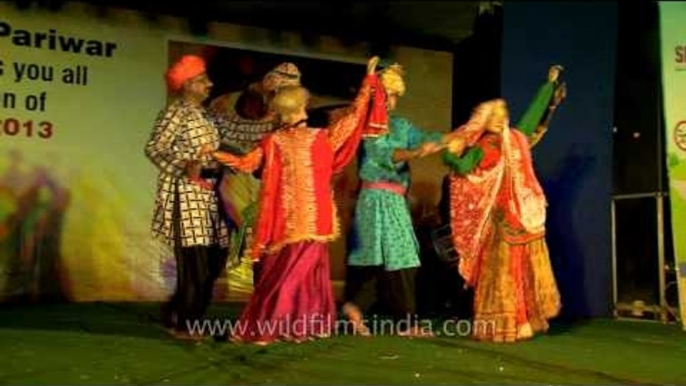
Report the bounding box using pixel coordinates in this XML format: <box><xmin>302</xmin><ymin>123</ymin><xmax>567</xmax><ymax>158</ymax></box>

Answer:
<box><xmin>145</xmin><ymin>55</ymin><xmax>229</xmax><ymax>340</ymax></box>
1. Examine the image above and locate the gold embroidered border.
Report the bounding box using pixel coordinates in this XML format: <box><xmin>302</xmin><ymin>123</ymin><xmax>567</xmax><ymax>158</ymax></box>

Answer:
<box><xmin>274</xmin><ymin>129</ymin><xmax>318</xmax><ymax>239</ymax></box>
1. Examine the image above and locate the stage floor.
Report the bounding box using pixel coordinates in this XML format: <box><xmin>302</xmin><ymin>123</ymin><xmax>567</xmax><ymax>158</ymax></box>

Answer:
<box><xmin>0</xmin><ymin>303</ymin><xmax>685</xmax><ymax>385</ymax></box>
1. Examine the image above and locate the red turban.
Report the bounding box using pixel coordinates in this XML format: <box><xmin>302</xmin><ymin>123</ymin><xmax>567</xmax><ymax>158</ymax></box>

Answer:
<box><xmin>165</xmin><ymin>55</ymin><xmax>207</xmax><ymax>92</ymax></box>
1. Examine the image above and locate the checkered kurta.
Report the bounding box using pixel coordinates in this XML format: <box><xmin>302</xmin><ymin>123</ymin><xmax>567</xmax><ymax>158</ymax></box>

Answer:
<box><xmin>214</xmin><ymin>113</ymin><xmax>273</xmax><ymax>152</ymax></box>
<box><xmin>145</xmin><ymin>99</ymin><xmax>229</xmax><ymax>248</ymax></box>
<box><xmin>210</xmin><ymin>111</ymin><xmax>273</xmax><ymax>266</ymax></box>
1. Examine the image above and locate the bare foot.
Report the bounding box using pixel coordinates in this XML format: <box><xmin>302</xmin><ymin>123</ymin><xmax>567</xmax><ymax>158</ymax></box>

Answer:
<box><xmin>516</xmin><ymin>323</ymin><xmax>533</xmax><ymax>340</ymax></box>
<box><xmin>342</xmin><ymin>303</ymin><xmax>371</xmax><ymax>337</ymax></box>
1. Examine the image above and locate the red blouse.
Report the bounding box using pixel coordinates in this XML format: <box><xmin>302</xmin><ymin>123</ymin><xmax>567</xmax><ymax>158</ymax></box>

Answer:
<box><xmin>215</xmin><ymin>75</ymin><xmax>377</xmax><ymax>259</ymax></box>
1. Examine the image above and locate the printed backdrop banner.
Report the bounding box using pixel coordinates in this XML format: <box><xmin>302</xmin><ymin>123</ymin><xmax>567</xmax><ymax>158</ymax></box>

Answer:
<box><xmin>0</xmin><ymin>2</ymin><xmax>453</xmax><ymax>301</ymax></box>
<box><xmin>658</xmin><ymin>1</ymin><xmax>686</xmax><ymax>329</ymax></box>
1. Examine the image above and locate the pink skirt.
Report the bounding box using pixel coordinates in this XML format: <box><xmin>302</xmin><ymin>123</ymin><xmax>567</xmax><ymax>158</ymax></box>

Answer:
<box><xmin>232</xmin><ymin>241</ymin><xmax>336</xmax><ymax>343</ymax></box>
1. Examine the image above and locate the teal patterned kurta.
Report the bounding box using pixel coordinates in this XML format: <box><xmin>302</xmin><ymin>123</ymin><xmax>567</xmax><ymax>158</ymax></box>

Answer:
<box><xmin>348</xmin><ymin>116</ymin><xmax>442</xmax><ymax>271</ymax></box>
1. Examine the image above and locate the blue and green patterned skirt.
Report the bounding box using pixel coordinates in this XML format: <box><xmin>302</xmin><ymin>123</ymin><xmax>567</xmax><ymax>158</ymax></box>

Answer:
<box><xmin>347</xmin><ymin>188</ymin><xmax>421</xmax><ymax>271</ymax></box>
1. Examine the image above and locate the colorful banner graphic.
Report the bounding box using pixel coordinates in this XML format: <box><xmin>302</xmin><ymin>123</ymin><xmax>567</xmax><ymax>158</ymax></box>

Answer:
<box><xmin>658</xmin><ymin>1</ymin><xmax>686</xmax><ymax>329</ymax></box>
<box><xmin>0</xmin><ymin>2</ymin><xmax>452</xmax><ymax>302</ymax></box>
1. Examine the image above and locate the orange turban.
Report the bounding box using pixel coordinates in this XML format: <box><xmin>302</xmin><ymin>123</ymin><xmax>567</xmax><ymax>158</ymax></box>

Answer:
<box><xmin>165</xmin><ymin>55</ymin><xmax>207</xmax><ymax>92</ymax></box>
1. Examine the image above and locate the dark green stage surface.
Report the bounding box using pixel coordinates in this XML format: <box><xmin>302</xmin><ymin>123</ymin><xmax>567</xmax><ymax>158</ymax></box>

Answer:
<box><xmin>1</xmin><ymin>303</ymin><xmax>685</xmax><ymax>385</ymax></box>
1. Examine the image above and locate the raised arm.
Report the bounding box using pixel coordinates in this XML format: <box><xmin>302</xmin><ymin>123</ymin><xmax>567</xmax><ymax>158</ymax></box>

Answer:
<box><xmin>327</xmin><ymin>57</ymin><xmax>382</xmax><ymax>174</ymax></box>
<box><xmin>516</xmin><ymin>81</ymin><xmax>555</xmax><ymax>138</ymax></box>
<box><xmin>327</xmin><ymin>57</ymin><xmax>380</xmax><ymax>152</ymax></box>
<box><xmin>529</xmin><ymin>81</ymin><xmax>566</xmax><ymax>147</ymax></box>
<box><xmin>327</xmin><ymin>79</ymin><xmax>375</xmax><ymax>152</ymax></box>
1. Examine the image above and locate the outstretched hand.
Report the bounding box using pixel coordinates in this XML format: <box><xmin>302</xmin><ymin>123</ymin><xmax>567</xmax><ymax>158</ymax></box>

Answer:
<box><xmin>552</xmin><ymin>82</ymin><xmax>567</xmax><ymax>107</ymax></box>
<box><xmin>213</xmin><ymin>151</ymin><xmax>239</xmax><ymax>168</ymax></box>
<box><xmin>415</xmin><ymin>142</ymin><xmax>444</xmax><ymax>158</ymax></box>
<box><xmin>447</xmin><ymin>137</ymin><xmax>466</xmax><ymax>156</ymax></box>
<box><xmin>186</xmin><ymin>160</ymin><xmax>213</xmax><ymax>190</ymax></box>
<box><xmin>367</xmin><ymin>56</ymin><xmax>380</xmax><ymax>76</ymax></box>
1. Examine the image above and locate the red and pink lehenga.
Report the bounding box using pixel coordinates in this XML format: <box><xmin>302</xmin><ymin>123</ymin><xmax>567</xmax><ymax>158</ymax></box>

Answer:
<box><xmin>214</xmin><ymin>75</ymin><xmax>380</xmax><ymax>344</ymax></box>
<box><xmin>448</xmin><ymin>100</ymin><xmax>561</xmax><ymax>342</ymax></box>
